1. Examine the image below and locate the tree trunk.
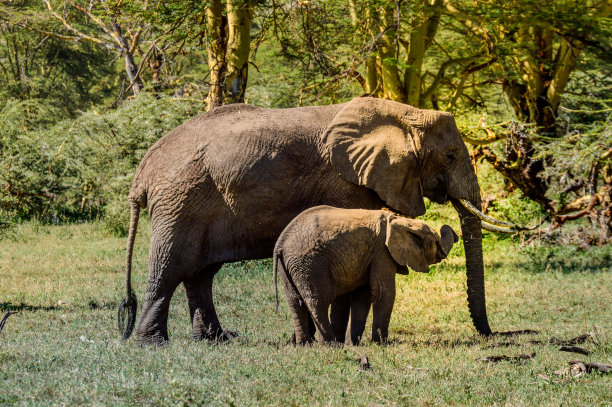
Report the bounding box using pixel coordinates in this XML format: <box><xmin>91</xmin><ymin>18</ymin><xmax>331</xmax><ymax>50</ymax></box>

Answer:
<box><xmin>365</xmin><ymin>54</ymin><xmax>378</xmax><ymax>95</ymax></box>
<box><xmin>205</xmin><ymin>0</ymin><xmax>228</xmax><ymax>110</ymax></box>
<box><xmin>224</xmin><ymin>0</ymin><xmax>253</xmax><ymax>104</ymax></box>
<box><xmin>112</xmin><ymin>23</ymin><xmax>143</xmax><ymax>96</ymax></box>
<box><xmin>148</xmin><ymin>49</ymin><xmax>163</xmax><ymax>96</ymax></box>
<box><xmin>377</xmin><ymin>5</ymin><xmax>403</xmax><ymax>102</ymax></box>
<box><xmin>404</xmin><ymin>26</ymin><xmax>425</xmax><ymax>107</ymax></box>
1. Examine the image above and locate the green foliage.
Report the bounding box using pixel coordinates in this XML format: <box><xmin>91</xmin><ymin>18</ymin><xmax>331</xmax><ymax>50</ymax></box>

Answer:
<box><xmin>522</xmin><ymin>241</ymin><xmax>612</xmax><ymax>274</ymax></box>
<box><xmin>538</xmin><ymin>116</ymin><xmax>611</xmax><ymax>208</ymax></box>
<box><xmin>0</xmin><ymin>93</ymin><xmax>203</xmax><ymax>229</ymax></box>
<box><xmin>0</xmin><ymin>21</ymin><xmax>118</xmax><ymax>116</ymax></box>
<box><xmin>489</xmin><ymin>192</ymin><xmax>547</xmax><ymax>226</ymax></box>
<box><xmin>0</xmin><ymin>194</ymin><xmax>18</xmax><ymax>238</ymax></box>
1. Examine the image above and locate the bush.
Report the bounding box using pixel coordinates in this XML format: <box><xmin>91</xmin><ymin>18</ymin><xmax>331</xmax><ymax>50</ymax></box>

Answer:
<box><xmin>0</xmin><ymin>93</ymin><xmax>203</xmax><ymax>232</ymax></box>
<box><xmin>489</xmin><ymin>191</ymin><xmax>546</xmax><ymax>227</ymax></box>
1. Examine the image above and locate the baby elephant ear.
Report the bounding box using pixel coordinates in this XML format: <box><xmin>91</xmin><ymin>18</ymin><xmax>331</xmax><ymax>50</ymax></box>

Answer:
<box><xmin>385</xmin><ymin>216</ymin><xmax>430</xmax><ymax>273</ymax></box>
<box><xmin>322</xmin><ymin>97</ymin><xmax>425</xmax><ymax>218</ymax></box>
<box><xmin>438</xmin><ymin>225</ymin><xmax>459</xmax><ymax>257</ymax></box>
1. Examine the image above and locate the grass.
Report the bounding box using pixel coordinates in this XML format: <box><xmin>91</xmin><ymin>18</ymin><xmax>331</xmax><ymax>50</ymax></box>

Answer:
<box><xmin>0</xmin><ymin>219</ymin><xmax>611</xmax><ymax>406</ymax></box>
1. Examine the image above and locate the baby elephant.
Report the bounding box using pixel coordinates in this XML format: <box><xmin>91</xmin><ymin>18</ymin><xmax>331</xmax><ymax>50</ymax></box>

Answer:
<box><xmin>273</xmin><ymin>205</ymin><xmax>458</xmax><ymax>344</ymax></box>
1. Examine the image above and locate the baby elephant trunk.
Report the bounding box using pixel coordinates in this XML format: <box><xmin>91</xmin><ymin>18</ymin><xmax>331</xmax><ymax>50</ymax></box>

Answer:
<box><xmin>440</xmin><ymin>225</ymin><xmax>459</xmax><ymax>257</ymax></box>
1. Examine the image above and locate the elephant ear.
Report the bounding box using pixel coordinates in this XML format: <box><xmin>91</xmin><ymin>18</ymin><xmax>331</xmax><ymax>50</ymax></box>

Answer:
<box><xmin>322</xmin><ymin>97</ymin><xmax>426</xmax><ymax>218</ymax></box>
<box><xmin>385</xmin><ymin>216</ymin><xmax>430</xmax><ymax>273</ymax></box>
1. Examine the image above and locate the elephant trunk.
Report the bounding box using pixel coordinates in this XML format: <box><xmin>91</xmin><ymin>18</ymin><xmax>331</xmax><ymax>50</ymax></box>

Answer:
<box><xmin>439</xmin><ymin>225</ymin><xmax>458</xmax><ymax>256</ymax></box>
<box><xmin>452</xmin><ymin>195</ymin><xmax>492</xmax><ymax>336</ymax></box>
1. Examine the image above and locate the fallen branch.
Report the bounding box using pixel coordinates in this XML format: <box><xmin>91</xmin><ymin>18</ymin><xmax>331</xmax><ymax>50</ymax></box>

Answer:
<box><xmin>558</xmin><ymin>346</ymin><xmax>590</xmax><ymax>355</ymax></box>
<box><xmin>554</xmin><ymin>361</ymin><xmax>612</xmax><ymax>377</ymax></box>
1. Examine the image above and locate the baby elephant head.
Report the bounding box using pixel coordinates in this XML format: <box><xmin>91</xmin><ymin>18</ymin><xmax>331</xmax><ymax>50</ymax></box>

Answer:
<box><xmin>385</xmin><ymin>216</ymin><xmax>459</xmax><ymax>274</ymax></box>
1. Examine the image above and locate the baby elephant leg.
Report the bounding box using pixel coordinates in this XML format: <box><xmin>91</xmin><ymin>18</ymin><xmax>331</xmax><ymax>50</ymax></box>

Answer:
<box><xmin>289</xmin><ymin>298</ymin><xmax>314</xmax><ymax>345</ymax></box>
<box><xmin>305</xmin><ymin>296</ymin><xmax>336</xmax><ymax>343</ymax></box>
<box><xmin>348</xmin><ymin>285</ymin><xmax>371</xmax><ymax>345</ymax></box>
<box><xmin>281</xmin><ymin>279</ymin><xmax>314</xmax><ymax>345</ymax></box>
<box><xmin>330</xmin><ymin>293</ymin><xmax>351</xmax><ymax>344</ymax></box>
<box><xmin>370</xmin><ymin>255</ymin><xmax>397</xmax><ymax>343</ymax></box>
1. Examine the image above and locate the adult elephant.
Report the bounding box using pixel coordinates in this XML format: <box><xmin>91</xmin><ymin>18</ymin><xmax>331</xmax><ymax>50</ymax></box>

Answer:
<box><xmin>118</xmin><ymin>96</ymin><xmax>514</xmax><ymax>344</ymax></box>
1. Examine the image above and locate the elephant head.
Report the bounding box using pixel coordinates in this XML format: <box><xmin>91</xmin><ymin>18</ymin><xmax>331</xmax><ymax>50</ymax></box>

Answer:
<box><xmin>384</xmin><ymin>216</ymin><xmax>458</xmax><ymax>274</ymax></box>
<box><xmin>322</xmin><ymin>97</ymin><xmax>514</xmax><ymax>336</ymax></box>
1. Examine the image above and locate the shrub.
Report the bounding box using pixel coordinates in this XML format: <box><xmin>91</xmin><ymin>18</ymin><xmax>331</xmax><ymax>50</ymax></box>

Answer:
<box><xmin>0</xmin><ymin>93</ymin><xmax>203</xmax><ymax>233</ymax></box>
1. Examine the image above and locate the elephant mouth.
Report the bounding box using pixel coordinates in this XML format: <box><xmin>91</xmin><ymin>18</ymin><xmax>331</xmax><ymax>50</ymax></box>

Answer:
<box><xmin>429</xmin><ymin>189</ymin><xmax>448</xmax><ymax>204</ymax></box>
<box><xmin>421</xmin><ymin>175</ymin><xmax>448</xmax><ymax>204</ymax></box>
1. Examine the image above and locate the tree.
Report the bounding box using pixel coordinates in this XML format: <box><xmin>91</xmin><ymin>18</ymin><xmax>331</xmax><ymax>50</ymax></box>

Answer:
<box><xmin>452</xmin><ymin>0</ymin><xmax>611</xmax><ymax>219</ymax></box>
<box><xmin>273</xmin><ymin>0</ymin><xmax>495</xmax><ymax>109</ymax></box>
<box><xmin>205</xmin><ymin>0</ymin><xmax>254</xmax><ymax>109</ymax></box>
<box><xmin>0</xmin><ymin>6</ymin><xmax>116</xmax><ymax>114</ymax></box>
<box><xmin>4</xmin><ymin>0</ymin><xmax>150</xmax><ymax>96</ymax></box>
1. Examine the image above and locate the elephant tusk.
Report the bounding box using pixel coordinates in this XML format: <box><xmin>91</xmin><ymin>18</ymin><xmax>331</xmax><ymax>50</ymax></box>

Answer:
<box><xmin>458</xmin><ymin>198</ymin><xmax>517</xmax><ymax>228</ymax></box>
<box><xmin>481</xmin><ymin>222</ymin><xmax>517</xmax><ymax>234</ymax></box>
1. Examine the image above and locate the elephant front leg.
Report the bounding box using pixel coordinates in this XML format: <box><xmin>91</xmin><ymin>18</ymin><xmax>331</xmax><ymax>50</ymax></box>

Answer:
<box><xmin>330</xmin><ymin>293</ymin><xmax>350</xmax><ymax>344</ymax></box>
<box><xmin>184</xmin><ymin>264</ymin><xmax>235</xmax><ymax>341</ymax></box>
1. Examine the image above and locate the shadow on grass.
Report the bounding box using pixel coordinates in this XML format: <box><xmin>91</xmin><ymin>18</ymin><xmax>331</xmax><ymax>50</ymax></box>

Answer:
<box><xmin>0</xmin><ymin>300</ymin><xmax>117</xmax><ymax>312</ymax></box>
<box><xmin>498</xmin><ymin>244</ymin><xmax>611</xmax><ymax>274</ymax></box>
<box><xmin>387</xmin><ymin>336</ymin><xmax>482</xmax><ymax>347</ymax></box>
<box><xmin>0</xmin><ymin>302</ymin><xmax>59</xmax><ymax>312</ymax></box>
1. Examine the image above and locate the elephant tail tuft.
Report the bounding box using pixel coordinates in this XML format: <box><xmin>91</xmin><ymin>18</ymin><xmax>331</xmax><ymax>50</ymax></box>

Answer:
<box><xmin>118</xmin><ymin>200</ymin><xmax>140</xmax><ymax>340</ymax></box>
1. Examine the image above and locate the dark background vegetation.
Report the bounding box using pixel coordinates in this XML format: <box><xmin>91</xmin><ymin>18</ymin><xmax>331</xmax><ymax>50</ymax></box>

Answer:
<box><xmin>0</xmin><ymin>0</ymin><xmax>610</xmax><ymax>243</ymax></box>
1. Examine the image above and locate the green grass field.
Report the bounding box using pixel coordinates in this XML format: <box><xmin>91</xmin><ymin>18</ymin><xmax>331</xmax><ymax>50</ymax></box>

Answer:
<box><xmin>1</xmin><ymin>218</ymin><xmax>611</xmax><ymax>406</ymax></box>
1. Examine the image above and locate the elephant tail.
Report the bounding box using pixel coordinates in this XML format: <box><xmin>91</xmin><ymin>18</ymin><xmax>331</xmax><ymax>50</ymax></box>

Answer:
<box><xmin>117</xmin><ymin>200</ymin><xmax>140</xmax><ymax>340</ymax></box>
<box><xmin>273</xmin><ymin>250</ymin><xmax>280</xmax><ymax>313</ymax></box>
<box><xmin>273</xmin><ymin>249</ymin><xmax>287</xmax><ymax>313</ymax></box>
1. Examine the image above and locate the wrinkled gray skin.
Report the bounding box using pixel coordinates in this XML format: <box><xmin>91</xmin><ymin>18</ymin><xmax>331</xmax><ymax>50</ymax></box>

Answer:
<box><xmin>273</xmin><ymin>206</ymin><xmax>458</xmax><ymax>344</ymax></box>
<box><xmin>123</xmin><ymin>96</ymin><xmax>492</xmax><ymax>345</ymax></box>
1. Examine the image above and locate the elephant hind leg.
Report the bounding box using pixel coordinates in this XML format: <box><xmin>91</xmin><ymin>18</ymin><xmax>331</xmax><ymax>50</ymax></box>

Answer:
<box><xmin>330</xmin><ymin>293</ymin><xmax>350</xmax><ymax>344</ymax></box>
<box><xmin>287</xmin><ymin>296</ymin><xmax>314</xmax><ymax>345</ymax></box>
<box><xmin>135</xmin><ymin>269</ymin><xmax>181</xmax><ymax>346</ymax></box>
<box><xmin>184</xmin><ymin>263</ymin><xmax>234</xmax><ymax>341</ymax></box>
<box><xmin>307</xmin><ymin>298</ymin><xmax>336</xmax><ymax>343</ymax></box>
<box><xmin>279</xmin><ymin>266</ymin><xmax>314</xmax><ymax>345</ymax></box>
<box><xmin>348</xmin><ymin>285</ymin><xmax>371</xmax><ymax>345</ymax></box>
<box><xmin>135</xmin><ymin>228</ymin><xmax>200</xmax><ymax>345</ymax></box>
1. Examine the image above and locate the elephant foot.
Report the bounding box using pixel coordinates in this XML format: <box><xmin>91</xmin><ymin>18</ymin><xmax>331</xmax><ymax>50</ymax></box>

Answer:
<box><xmin>194</xmin><ymin>327</ymin><xmax>239</xmax><ymax>342</ymax></box>
<box><xmin>135</xmin><ymin>332</ymin><xmax>169</xmax><ymax>347</ymax></box>
<box><xmin>192</xmin><ymin>308</ymin><xmax>238</xmax><ymax>342</ymax></box>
